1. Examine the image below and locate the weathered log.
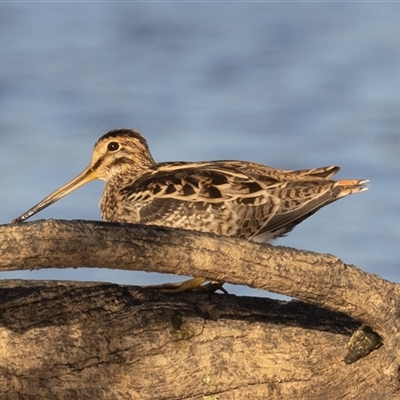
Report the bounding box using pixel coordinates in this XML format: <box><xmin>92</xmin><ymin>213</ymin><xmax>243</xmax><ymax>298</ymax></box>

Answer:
<box><xmin>0</xmin><ymin>220</ymin><xmax>399</xmax><ymax>399</ymax></box>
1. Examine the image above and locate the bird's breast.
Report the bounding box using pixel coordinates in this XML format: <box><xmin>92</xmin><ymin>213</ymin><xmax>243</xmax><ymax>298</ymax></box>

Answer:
<box><xmin>100</xmin><ymin>182</ymin><xmax>142</xmax><ymax>223</ymax></box>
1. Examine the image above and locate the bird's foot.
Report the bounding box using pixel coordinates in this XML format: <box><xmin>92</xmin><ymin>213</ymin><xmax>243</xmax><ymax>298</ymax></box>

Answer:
<box><xmin>145</xmin><ymin>278</ymin><xmax>227</xmax><ymax>294</ymax></box>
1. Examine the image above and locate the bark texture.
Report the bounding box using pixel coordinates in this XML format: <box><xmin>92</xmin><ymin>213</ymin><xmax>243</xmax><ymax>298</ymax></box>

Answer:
<box><xmin>0</xmin><ymin>219</ymin><xmax>399</xmax><ymax>399</ymax></box>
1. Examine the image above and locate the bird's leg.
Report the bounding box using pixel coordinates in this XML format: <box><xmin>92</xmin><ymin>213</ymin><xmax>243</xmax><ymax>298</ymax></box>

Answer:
<box><xmin>144</xmin><ymin>278</ymin><xmax>227</xmax><ymax>294</ymax></box>
<box><xmin>195</xmin><ymin>281</ymin><xmax>228</xmax><ymax>294</ymax></box>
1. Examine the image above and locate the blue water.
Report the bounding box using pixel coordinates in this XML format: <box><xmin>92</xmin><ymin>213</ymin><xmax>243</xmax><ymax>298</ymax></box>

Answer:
<box><xmin>1</xmin><ymin>3</ymin><xmax>400</xmax><ymax>298</ymax></box>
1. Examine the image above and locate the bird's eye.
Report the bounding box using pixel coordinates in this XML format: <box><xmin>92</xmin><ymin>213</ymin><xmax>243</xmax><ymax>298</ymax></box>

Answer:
<box><xmin>107</xmin><ymin>142</ymin><xmax>120</xmax><ymax>152</ymax></box>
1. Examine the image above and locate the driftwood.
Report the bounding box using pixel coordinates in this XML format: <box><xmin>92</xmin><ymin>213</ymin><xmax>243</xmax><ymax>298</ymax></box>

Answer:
<box><xmin>0</xmin><ymin>219</ymin><xmax>399</xmax><ymax>399</ymax></box>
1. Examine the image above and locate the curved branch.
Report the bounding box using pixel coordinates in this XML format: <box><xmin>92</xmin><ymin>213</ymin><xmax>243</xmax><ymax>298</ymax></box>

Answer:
<box><xmin>1</xmin><ymin>219</ymin><xmax>399</xmax><ymax>339</ymax></box>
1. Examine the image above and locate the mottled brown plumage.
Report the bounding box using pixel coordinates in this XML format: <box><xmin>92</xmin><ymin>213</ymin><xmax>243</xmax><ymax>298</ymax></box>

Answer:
<box><xmin>13</xmin><ymin>129</ymin><xmax>368</xmax><ymax>240</ymax></box>
<box><xmin>13</xmin><ymin>128</ymin><xmax>368</xmax><ymax>291</ymax></box>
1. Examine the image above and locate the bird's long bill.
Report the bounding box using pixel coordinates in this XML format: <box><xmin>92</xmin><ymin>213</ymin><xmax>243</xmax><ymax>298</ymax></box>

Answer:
<box><xmin>12</xmin><ymin>166</ymin><xmax>97</xmax><ymax>223</ymax></box>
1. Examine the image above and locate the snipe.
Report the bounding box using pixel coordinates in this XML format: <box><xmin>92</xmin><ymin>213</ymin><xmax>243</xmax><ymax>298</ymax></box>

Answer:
<box><xmin>13</xmin><ymin>129</ymin><xmax>368</xmax><ymax>292</ymax></box>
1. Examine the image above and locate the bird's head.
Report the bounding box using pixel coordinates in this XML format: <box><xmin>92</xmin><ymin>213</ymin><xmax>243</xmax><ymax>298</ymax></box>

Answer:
<box><xmin>90</xmin><ymin>129</ymin><xmax>155</xmax><ymax>181</ymax></box>
<box><xmin>12</xmin><ymin>129</ymin><xmax>155</xmax><ymax>223</ymax></box>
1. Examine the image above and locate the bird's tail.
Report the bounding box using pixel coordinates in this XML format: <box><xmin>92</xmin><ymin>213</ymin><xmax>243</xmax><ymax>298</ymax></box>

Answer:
<box><xmin>336</xmin><ymin>179</ymin><xmax>369</xmax><ymax>198</ymax></box>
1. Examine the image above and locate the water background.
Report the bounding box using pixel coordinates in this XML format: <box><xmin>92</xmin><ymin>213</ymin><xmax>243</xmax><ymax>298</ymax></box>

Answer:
<box><xmin>1</xmin><ymin>3</ymin><xmax>400</xmax><ymax>298</ymax></box>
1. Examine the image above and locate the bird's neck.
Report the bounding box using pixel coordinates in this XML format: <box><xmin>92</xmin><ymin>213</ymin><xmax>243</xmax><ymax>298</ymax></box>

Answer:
<box><xmin>100</xmin><ymin>166</ymin><xmax>153</xmax><ymax>222</ymax></box>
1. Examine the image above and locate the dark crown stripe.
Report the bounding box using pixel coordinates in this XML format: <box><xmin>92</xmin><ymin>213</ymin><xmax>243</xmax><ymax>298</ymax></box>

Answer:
<box><xmin>97</xmin><ymin>129</ymin><xmax>148</xmax><ymax>147</ymax></box>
